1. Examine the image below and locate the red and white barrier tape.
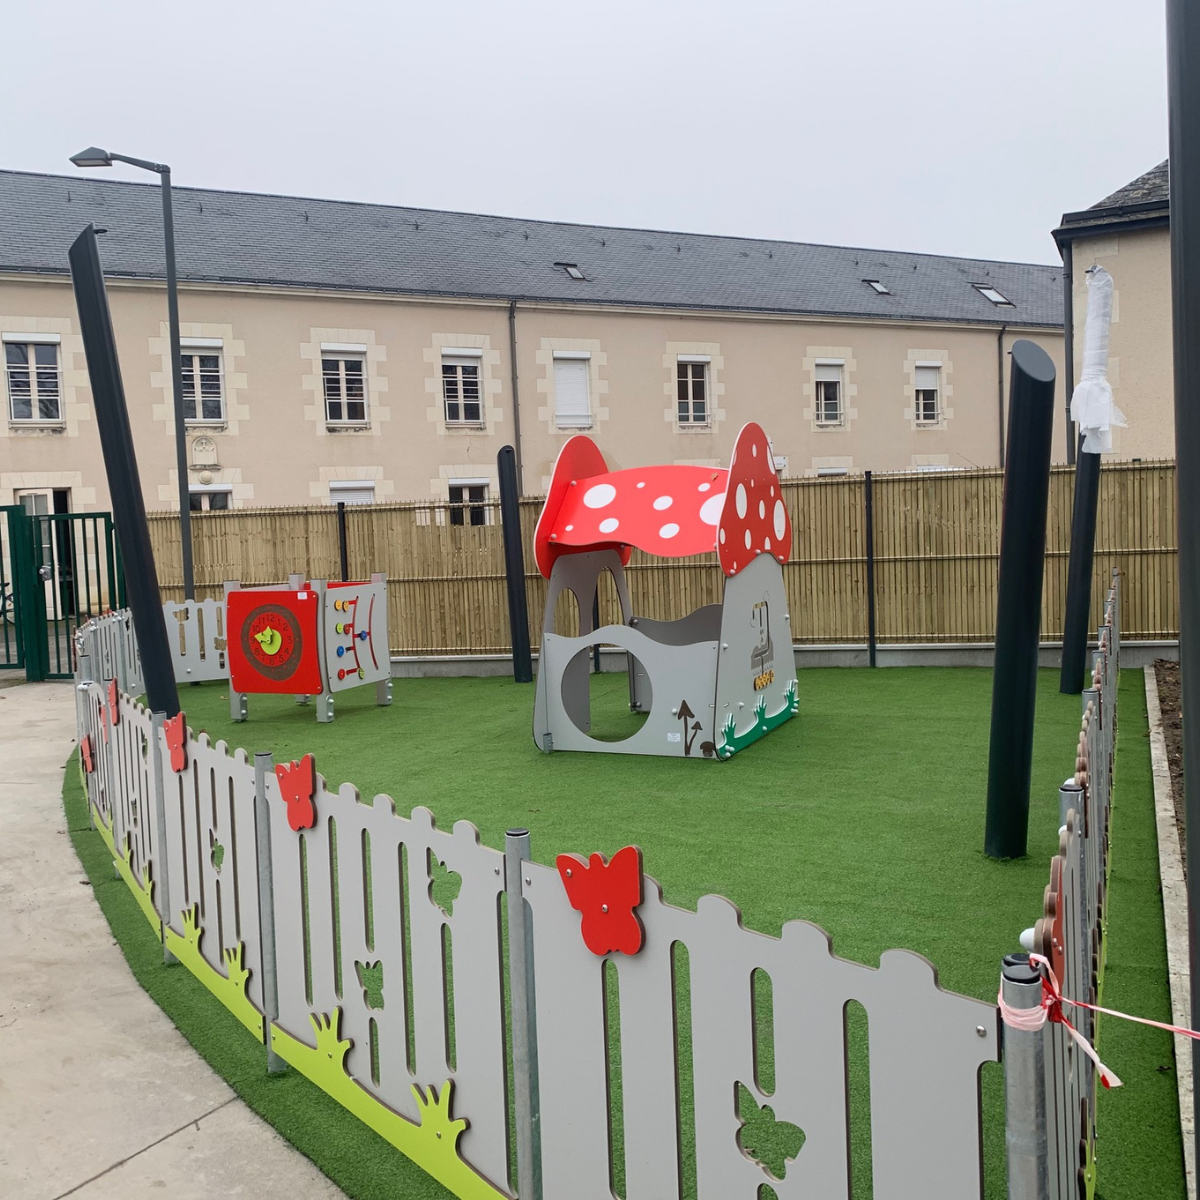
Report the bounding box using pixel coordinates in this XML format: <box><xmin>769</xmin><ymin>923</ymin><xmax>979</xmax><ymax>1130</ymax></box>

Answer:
<box><xmin>999</xmin><ymin>952</ymin><xmax>1200</xmax><ymax>1090</ymax></box>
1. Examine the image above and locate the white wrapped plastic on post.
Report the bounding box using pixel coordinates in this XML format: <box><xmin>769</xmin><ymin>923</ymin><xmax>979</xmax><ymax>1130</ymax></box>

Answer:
<box><xmin>1069</xmin><ymin>266</ymin><xmax>1127</xmax><ymax>454</ymax></box>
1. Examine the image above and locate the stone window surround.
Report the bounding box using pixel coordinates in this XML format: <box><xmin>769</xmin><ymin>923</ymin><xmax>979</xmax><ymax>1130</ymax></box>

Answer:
<box><xmin>537</xmin><ymin>338</ymin><xmax>608</xmax><ymax>433</ymax></box>
<box><xmin>802</xmin><ymin>346</ymin><xmax>858</xmax><ymax>433</ymax></box>
<box><xmin>157</xmin><ymin>466</ymin><xmax>254</xmax><ymax>509</ymax></box>
<box><xmin>807</xmin><ymin>455</ymin><xmax>854</xmax><ymax>478</ymax></box>
<box><xmin>0</xmin><ymin>318</ymin><xmax>89</xmax><ymax>439</ymax></box>
<box><xmin>151</xmin><ymin>322</ymin><xmax>249</xmax><ymax>436</ymax></box>
<box><xmin>903</xmin><ymin>350</ymin><xmax>954</xmax><ymax>430</ymax></box>
<box><xmin>301</xmin><ymin>329</ymin><xmax>390</xmax><ymax>437</ymax></box>
<box><xmin>309</xmin><ymin>465</ymin><xmax>396</xmax><ymax>503</ymax></box>
<box><xmin>0</xmin><ymin>470</ymin><xmax>97</xmax><ymax>510</ymax></box>
<box><xmin>663</xmin><ymin>342</ymin><xmax>725</xmax><ymax>432</ymax></box>
<box><xmin>423</xmin><ymin>334</ymin><xmax>504</xmax><ymax>436</ymax></box>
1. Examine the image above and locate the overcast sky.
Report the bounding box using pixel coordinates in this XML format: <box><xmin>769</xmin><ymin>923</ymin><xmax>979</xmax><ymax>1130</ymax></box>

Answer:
<box><xmin>0</xmin><ymin>0</ymin><xmax>1166</xmax><ymax>266</ymax></box>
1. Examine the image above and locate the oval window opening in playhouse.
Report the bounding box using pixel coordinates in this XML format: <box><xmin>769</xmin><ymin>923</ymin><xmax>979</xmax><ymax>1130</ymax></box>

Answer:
<box><xmin>561</xmin><ymin>646</ymin><xmax>650</xmax><ymax>743</ymax></box>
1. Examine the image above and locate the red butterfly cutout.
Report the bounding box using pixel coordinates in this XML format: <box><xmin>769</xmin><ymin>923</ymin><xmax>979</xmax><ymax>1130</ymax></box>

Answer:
<box><xmin>556</xmin><ymin>846</ymin><xmax>644</xmax><ymax>956</ymax></box>
<box><xmin>275</xmin><ymin>754</ymin><xmax>316</xmax><ymax>831</ymax></box>
<box><xmin>164</xmin><ymin>711</ymin><xmax>188</xmax><ymax>773</ymax></box>
<box><xmin>81</xmin><ymin>735</ymin><xmax>94</xmax><ymax>774</ymax></box>
<box><xmin>107</xmin><ymin>679</ymin><xmax>120</xmax><ymax>726</ymax></box>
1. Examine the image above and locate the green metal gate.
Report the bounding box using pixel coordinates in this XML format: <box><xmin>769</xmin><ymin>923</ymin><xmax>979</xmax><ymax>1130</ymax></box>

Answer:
<box><xmin>0</xmin><ymin>506</ymin><xmax>123</xmax><ymax>681</ymax></box>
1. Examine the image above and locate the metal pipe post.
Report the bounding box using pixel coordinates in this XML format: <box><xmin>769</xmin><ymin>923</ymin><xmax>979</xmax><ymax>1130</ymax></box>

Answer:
<box><xmin>160</xmin><ymin>169</ymin><xmax>195</xmax><ymax>600</ymax></box>
<box><xmin>151</xmin><ymin>711</ymin><xmax>175</xmax><ymax>963</ymax></box>
<box><xmin>1167</xmin><ymin>2</ymin><xmax>1200</xmax><ymax>1163</ymax></box>
<box><xmin>254</xmin><ymin>752</ymin><xmax>286</xmax><ymax>1073</ymax></box>
<box><xmin>68</xmin><ymin>226</ymin><xmax>180</xmax><ymax>718</ymax></box>
<box><xmin>1001</xmin><ymin>954</ymin><xmax>1050</xmax><ymax>1200</ymax></box>
<box><xmin>505</xmin><ymin>828</ymin><xmax>542</xmax><ymax>1200</ymax></box>
<box><xmin>1060</xmin><ymin>446</ymin><xmax>1101</xmax><ymax>694</ymax></box>
<box><xmin>985</xmin><ymin>340</ymin><xmax>1057</xmax><ymax>859</ymax></box>
<box><xmin>864</xmin><ymin>470</ymin><xmax>877</xmax><ymax>667</ymax></box>
<box><xmin>497</xmin><ymin>446</ymin><xmax>533</xmax><ymax>683</ymax></box>
<box><xmin>337</xmin><ymin>501</ymin><xmax>350</xmax><ymax>581</ymax></box>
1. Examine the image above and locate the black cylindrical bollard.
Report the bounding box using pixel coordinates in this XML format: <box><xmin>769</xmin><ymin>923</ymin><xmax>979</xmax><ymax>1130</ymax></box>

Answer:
<box><xmin>1059</xmin><ymin>446</ymin><xmax>1101</xmax><ymax>693</ymax></box>
<box><xmin>498</xmin><ymin>446</ymin><xmax>533</xmax><ymax>683</ymax></box>
<box><xmin>69</xmin><ymin>225</ymin><xmax>180</xmax><ymax>718</ymax></box>
<box><xmin>985</xmin><ymin>339</ymin><xmax>1057</xmax><ymax>859</ymax></box>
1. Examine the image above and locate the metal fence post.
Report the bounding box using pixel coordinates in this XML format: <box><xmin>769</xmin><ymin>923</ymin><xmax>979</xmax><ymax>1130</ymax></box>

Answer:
<box><xmin>864</xmin><ymin>470</ymin><xmax>878</xmax><ymax>667</ymax></box>
<box><xmin>150</xmin><ymin>711</ymin><xmax>177</xmax><ymax>964</ymax></box>
<box><xmin>506</xmin><ymin>828</ymin><xmax>542</xmax><ymax>1200</ymax></box>
<box><xmin>77</xmin><ymin>652</ymin><xmax>95</xmax><ymax>829</ymax></box>
<box><xmin>254</xmin><ymin>752</ymin><xmax>286</xmax><ymax>1073</ymax></box>
<box><xmin>1002</xmin><ymin>954</ymin><xmax>1050</xmax><ymax>1200</ymax></box>
<box><xmin>498</xmin><ymin>446</ymin><xmax>533</xmax><ymax>684</ymax></box>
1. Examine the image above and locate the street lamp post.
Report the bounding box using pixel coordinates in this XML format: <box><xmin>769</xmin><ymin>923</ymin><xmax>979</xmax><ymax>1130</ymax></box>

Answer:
<box><xmin>70</xmin><ymin>147</ymin><xmax>195</xmax><ymax>600</ymax></box>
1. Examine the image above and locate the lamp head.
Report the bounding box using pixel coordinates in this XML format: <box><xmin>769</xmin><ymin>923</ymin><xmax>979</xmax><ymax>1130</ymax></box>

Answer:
<box><xmin>70</xmin><ymin>147</ymin><xmax>113</xmax><ymax>169</ymax></box>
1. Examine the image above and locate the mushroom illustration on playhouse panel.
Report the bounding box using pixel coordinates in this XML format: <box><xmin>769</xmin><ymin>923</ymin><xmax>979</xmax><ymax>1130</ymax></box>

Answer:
<box><xmin>532</xmin><ymin>421</ymin><xmax>798</xmax><ymax>759</ymax></box>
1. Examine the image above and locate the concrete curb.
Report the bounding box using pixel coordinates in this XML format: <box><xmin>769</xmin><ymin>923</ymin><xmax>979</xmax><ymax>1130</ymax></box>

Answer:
<box><xmin>1144</xmin><ymin>662</ymin><xmax>1196</xmax><ymax>1200</ymax></box>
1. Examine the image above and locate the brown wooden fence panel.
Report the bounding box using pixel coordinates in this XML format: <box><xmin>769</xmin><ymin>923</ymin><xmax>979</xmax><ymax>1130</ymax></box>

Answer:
<box><xmin>144</xmin><ymin>461</ymin><xmax>1178</xmax><ymax>654</ymax></box>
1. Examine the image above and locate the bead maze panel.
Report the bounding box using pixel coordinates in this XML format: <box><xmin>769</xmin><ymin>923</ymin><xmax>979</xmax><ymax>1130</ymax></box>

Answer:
<box><xmin>324</xmin><ymin>580</ymin><xmax>389</xmax><ymax>692</ymax></box>
<box><xmin>227</xmin><ymin>587</ymin><xmax>323</xmax><ymax>696</ymax></box>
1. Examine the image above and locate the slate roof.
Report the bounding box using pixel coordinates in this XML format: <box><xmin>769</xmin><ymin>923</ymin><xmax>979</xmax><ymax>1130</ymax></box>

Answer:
<box><xmin>0</xmin><ymin>169</ymin><xmax>1062</xmax><ymax>328</ymax></box>
<box><xmin>1055</xmin><ymin>161</ymin><xmax>1170</xmax><ymax>242</ymax></box>
<box><xmin>1090</xmin><ymin>160</ymin><xmax>1169</xmax><ymax>211</ymax></box>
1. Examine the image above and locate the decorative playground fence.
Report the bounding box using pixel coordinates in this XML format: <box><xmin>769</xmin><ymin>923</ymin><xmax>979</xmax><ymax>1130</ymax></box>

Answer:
<box><xmin>72</xmin><ymin>575</ymin><xmax>1126</xmax><ymax>1200</ymax></box>
<box><xmin>144</xmin><ymin>460</ymin><xmax>1177</xmax><ymax>654</ymax></box>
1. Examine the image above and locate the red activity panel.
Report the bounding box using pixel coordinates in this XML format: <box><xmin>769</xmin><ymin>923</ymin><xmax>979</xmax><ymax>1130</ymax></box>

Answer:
<box><xmin>228</xmin><ymin>589</ymin><xmax>323</xmax><ymax>695</ymax></box>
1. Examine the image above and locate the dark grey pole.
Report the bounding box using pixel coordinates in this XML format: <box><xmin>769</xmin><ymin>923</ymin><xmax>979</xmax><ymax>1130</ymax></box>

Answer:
<box><xmin>1167</xmin><ymin>0</ymin><xmax>1200</xmax><ymax>1168</ymax></box>
<box><xmin>864</xmin><ymin>470</ymin><xmax>877</xmax><ymax>667</ymax></box>
<box><xmin>336</xmin><ymin>501</ymin><xmax>350</xmax><ymax>581</ymax></box>
<box><xmin>160</xmin><ymin>168</ymin><xmax>195</xmax><ymax>600</ymax></box>
<box><xmin>1060</xmin><ymin>447</ymin><xmax>1101</xmax><ymax>693</ymax></box>
<box><xmin>984</xmin><ymin>340</ymin><xmax>1057</xmax><ymax>859</ymax></box>
<box><xmin>498</xmin><ymin>446</ymin><xmax>533</xmax><ymax>683</ymax></box>
<box><xmin>69</xmin><ymin>225</ymin><xmax>180</xmax><ymax>718</ymax></box>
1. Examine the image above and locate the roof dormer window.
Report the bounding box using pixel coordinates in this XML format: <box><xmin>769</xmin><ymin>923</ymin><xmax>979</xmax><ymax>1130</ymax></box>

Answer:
<box><xmin>555</xmin><ymin>262</ymin><xmax>586</xmax><ymax>281</ymax></box>
<box><xmin>973</xmin><ymin>284</ymin><xmax>1013</xmax><ymax>306</ymax></box>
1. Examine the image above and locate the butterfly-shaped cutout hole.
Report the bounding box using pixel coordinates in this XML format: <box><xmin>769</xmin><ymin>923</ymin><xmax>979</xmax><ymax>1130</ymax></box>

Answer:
<box><xmin>429</xmin><ymin>853</ymin><xmax>462</xmax><ymax>918</ymax></box>
<box><xmin>735</xmin><ymin>1081</ymin><xmax>805</xmax><ymax>1181</ymax></box>
<box><xmin>556</xmin><ymin>845</ymin><xmax>644</xmax><ymax>956</ymax></box>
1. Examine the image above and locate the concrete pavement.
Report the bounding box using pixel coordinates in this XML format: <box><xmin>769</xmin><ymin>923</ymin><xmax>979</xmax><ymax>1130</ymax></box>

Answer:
<box><xmin>0</xmin><ymin>681</ymin><xmax>346</xmax><ymax>1200</ymax></box>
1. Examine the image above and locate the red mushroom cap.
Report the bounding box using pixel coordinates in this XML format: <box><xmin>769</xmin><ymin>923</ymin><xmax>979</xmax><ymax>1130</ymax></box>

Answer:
<box><xmin>716</xmin><ymin>423</ymin><xmax>791</xmax><ymax>576</ymax></box>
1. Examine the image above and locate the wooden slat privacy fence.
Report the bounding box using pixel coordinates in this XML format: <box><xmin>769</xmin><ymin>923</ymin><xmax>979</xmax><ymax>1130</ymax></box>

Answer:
<box><xmin>146</xmin><ymin>461</ymin><xmax>1178</xmax><ymax>655</ymax></box>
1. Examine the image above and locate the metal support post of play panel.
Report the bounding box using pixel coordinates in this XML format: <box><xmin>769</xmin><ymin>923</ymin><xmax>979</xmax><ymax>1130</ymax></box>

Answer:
<box><xmin>984</xmin><ymin>340</ymin><xmax>1057</xmax><ymax>859</ymax></box>
<box><xmin>505</xmin><ymin>828</ymin><xmax>542</xmax><ymax>1200</ymax></box>
<box><xmin>1001</xmin><ymin>954</ymin><xmax>1050</xmax><ymax>1200</ymax></box>
<box><xmin>498</xmin><ymin>445</ymin><xmax>533</xmax><ymax>684</ymax></box>
<box><xmin>254</xmin><ymin>752</ymin><xmax>286</xmax><ymax>1074</ymax></box>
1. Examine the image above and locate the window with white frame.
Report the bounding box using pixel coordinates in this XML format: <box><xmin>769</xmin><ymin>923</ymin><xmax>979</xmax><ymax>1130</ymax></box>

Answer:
<box><xmin>4</xmin><ymin>336</ymin><xmax>61</xmax><ymax>422</ymax></box>
<box><xmin>814</xmin><ymin>361</ymin><xmax>844</xmax><ymax>425</ymax></box>
<box><xmin>181</xmin><ymin>343</ymin><xmax>224</xmax><ymax>422</ymax></box>
<box><xmin>914</xmin><ymin>364</ymin><xmax>941</xmax><ymax>424</ymax></box>
<box><xmin>188</xmin><ymin>486</ymin><xmax>231</xmax><ymax>512</ymax></box>
<box><xmin>676</xmin><ymin>358</ymin><xmax>709</xmax><ymax>425</ymax></box>
<box><xmin>322</xmin><ymin>353</ymin><xmax>368</xmax><ymax>424</ymax></box>
<box><xmin>553</xmin><ymin>354</ymin><xmax>591</xmax><ymax>428</ymax></box>
<box><xmin>442</xmin><ymin>352</ymin><xmax>484</xmax><ymax>425</ymax></box>
<box><xmin>449</xmin><ymin>481</ymin><xmax>488</xmax><ymax>527</ymax></box>
<box><xmin>329</xmin><ymin>481</ymin><xmax>376</xmax><ymax>505</ymax></box>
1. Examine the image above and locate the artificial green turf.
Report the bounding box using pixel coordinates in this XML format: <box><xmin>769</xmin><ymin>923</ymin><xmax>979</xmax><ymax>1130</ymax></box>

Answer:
<box><xmin>1093</xmin><ymin>672</ymin><xmax>1187</xmax><ymax>1200</ymax></box>
<box><xmin>66</xmin><ymin>666</ymin><xmax>1184</xmax><ymax>1198</ymax></box>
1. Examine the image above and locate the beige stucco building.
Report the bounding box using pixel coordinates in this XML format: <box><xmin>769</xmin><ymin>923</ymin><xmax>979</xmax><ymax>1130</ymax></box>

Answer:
<box><xmin>1053</xmin><ymin>161</ymin><xmax>1173</xmax><ymax>461</ymax></box>
<box><xmin>0</xmin><ymin>170</ymin><xmax>1066</xmax><ymax>516</ymax></box>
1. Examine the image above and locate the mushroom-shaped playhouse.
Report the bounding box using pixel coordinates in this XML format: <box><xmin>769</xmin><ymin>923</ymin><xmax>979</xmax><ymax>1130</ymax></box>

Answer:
<box><xmin>532</xmin><ymin>421</ymin><xmax>798</xmax><ymax>759</ymax></box>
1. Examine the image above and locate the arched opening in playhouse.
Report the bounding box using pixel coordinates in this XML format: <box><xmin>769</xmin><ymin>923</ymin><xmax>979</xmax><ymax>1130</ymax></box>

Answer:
<box><xmin>532</xmin><ymin>422</ymin><xmax>799</xmax><ymax>760</ymax></box>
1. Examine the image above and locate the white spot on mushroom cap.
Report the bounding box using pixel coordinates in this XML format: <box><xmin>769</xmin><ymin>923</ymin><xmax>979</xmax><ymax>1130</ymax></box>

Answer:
<box><xmin>659</xmin><ymin>523</ymin><xmax>680</xmax><ymax>539</ymax></box>
<box><xmin>565</xmin><ymin>524</ymin><xmax>574</xmax><ymax>531</ymax></box>
<box><xmin>700</xmin><ymin>493</ymin><xmax>725</xmax><ymax>525</ymax></box>
<box><xmin>584</xmin><ymin>484</ymin><xmax>616</xmax><ymax>508</ymax></box>
<box><xmin>599</xmin><ymin>517</ymin><xmax>619</xmax><ymax>534</ymax></box>
<box><xmin>698</xmin><ymin>481</ymin><xmax>711</xmax><ymax>492</ymax></box>
<box><xmin>653</xmin><ymin>496</ymin><xmax>673</xmax><ymax>511</ymax></box>
<box><xmin>764</xmin><ymin>537</ymin><xmax>772</xmax><ymax>551</ymax></box>
<box><xmin>719</xmin><ymin>528</ymin><xmax>726</xmax><ymax>544</ymax></box>
<box><xmin>752</xmin><ymin>443</ymin><xmax>758</xmax><ymax>457</ymax></box>
<box><xmin>758</xmin><ymin>499</ymin><xmax>765</xmax><ymax>520</ymax></box>
<box><xmin>773</xmin><ymin>499</ymin><xmax>787</xmax><ymax>540</ymax></box>
<box><xmin>636</xmin><ymin>481</ymin><xmax>646</xmax><ymax>489</ymax></box>
<box><xmin>744</xmin><ymin>529</ymin><xmax>752</xmax><ymax>550</ymax></box>
<box><xmin>735</xmin><ymin>484</ymin><xmax>747</xmax><ymax>519</ymax></box>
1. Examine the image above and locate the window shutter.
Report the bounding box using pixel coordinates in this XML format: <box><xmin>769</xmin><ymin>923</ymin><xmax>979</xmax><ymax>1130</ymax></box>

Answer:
<box><xmin>915</xmin><ymin>365</ymin><xmax>940</xmax><ymax>391</ymax></box>
<box><xmin>329</xmin><ymin>484</ymin><xmax>376</xmax><ymax>505</ymax></box>
<box><xmin>554</xmin><ymin>358</ymin><xmax>591</xmax><ymax>427</ymax></box>
<box><xmin>815</xmin><ymin>363</ymin><xmax>842</xmax><ymax>383</ymax></box>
